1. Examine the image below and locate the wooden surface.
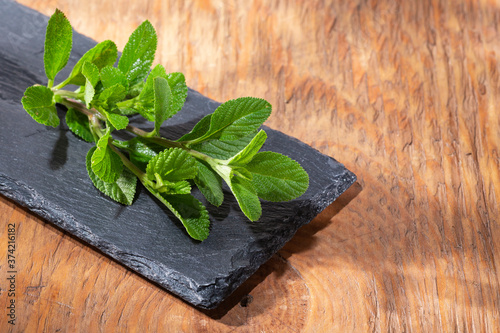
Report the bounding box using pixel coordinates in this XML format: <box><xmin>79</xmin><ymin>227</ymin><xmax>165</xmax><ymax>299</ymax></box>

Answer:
<box><xmin>1</xmin><ymin>0</ymin><xmax>499</xmax><ymax>331</ymax></box>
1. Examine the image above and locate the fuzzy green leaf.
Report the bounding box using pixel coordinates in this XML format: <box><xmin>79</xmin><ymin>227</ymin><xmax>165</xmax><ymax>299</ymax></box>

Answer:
<box><xmin>153</xmin><ymin>76</ymin><xmax>172</xmax><ymax>135</ymax></box>
<box><xmin>98</xmin><ymin>83</ymin><xmax>127</xmax><ymax>107</ymax></box>
<box><xmin>100</xmin><ymin>66</ymin><xmax>128</xmax><ymax>89</ymax></box>
<box><xmin>127</xmin><ymin>81</ymin><xmax>144</xmax><ymax>99</ymax></box>
<box><xmin>177</xmin><ymin>114</ymin><xmax>212</xmax><ymax>142</ymax></box>
<box><xmin>190</xmin><ymin>97</ymin><xmax>271</xmax><ymax>144</ymax></box>
<box><xmin>118</xmin><ymin>20</ymin><xmax>157</xmax><ymax>85</ymax></box>
<box><xmin>152</xmin><ymin>192</ymin><xmax>210</xmax><ymax>241</ymax></box>
<box><xmin>229</xmin><ymin>174</ymin><xmax>261</xmax><ymax>221</ymax></box>
<box><xmin>82</xmin><ymin>62</ymin><xmax>99</xmax><ymax>107</ymax></box>
<box><xmin>194</xmin><ymin>160</ymin><xmax>224</xmax><ymax>206</ymax></box>
<box><xmin>86</xmin><ymin>147</ymin><xmax>137</xmax><ymax>205</ymax></box>
<box><xmin>138</xmin><ymin>64</ymin><xmax>167</xmax><ymax>101</ymax></box>
<box><xmin>44</xmin><ymin>9</ymin><xmax>72</xmax><ymax>83</ymax></box>
<box><xmin>117</xmin><ymin>137</ymin><xmax>163</xmax><ymax>172</ymax></box>
<box><xmin>136</xmin><ymin>107</ymin><xmax>155</xmax><ymax>122</ymax></box>
<box><xmin>228</xmin><ymin>130</ymin><xmax>267</xmax><ymax>166</ymax></box>
<box><xmin>65</xmin><ymin>108</ymin><xmax>93</xmax><ymax>142</ymax></box>
<box><xmin>166</xmin><ymin>72</ymin><xmax>188</xmax><ymax>115</ymax></box>
<box><xmin>91</xmin><ymin>131</ymin><xmax>123</xmax><ymax>183</ymax></box>
<box><xmin>190</xmin><ymin>133</ymin><xmax>255</xmax><ymax>160</ymax></box>
<box><xmin>136</xmin><ymin>65</ymin><xmax>187</xmax><ymax>122</ymax></box>
<box><xmin>104</xmin><ymin>111</ymin><xmax>129</xmax><ymax>130</ymax></box>
<box><xmin>82</xmin><ymin>62</ymin><xmax>100</xmax><ymax>86</ymax></box>
<box><xmin>153</xmin><ymin>178</ymin><xmax>191</xmax><ymax>195</ymax></box>
<box><xmin>21</xmin><ymin>85</ymin><xmax>59</xmax><ymax>127</ymax></box>
<box><xmin>146</xmin><ymin>148</ymin><xmax>197</xmax><ymax>182</ymax></box>
<box><xmin>65</xmin><ymin>40</ymin><xmax>118</xmax><ymax>86</ymax></box>
<box><xmin>246</xmin><ymin>152</ymin><xmax>309</xmax><ymax>202</ymax></box>
<box><xmin>117</xmin><ymin>107</ymin><xmax>139</xmax><ymax>116</ymax></box>
<box><xmin>169</xmin><ymin>181</ymin><xmax>192</xmax><ymax>195</ymax></box>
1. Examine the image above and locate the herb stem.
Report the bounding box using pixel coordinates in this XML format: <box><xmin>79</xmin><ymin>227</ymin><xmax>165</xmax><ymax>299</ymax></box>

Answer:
<box><xmin>109</xmin><ymin>143</ymin><xmax>168</xmax><ymax>209</ymax></box>
<box><xmin>52</xmin><ymin>77</ymin><xmax>71</xmax><ymax>90</ymax></box>
<box><xmin>109</xmin><ymin>144</ymin><xmax>146</xmax><ymax>180</ymax></box>
<box><xmin>58</xmin><ymin>98</ymin><xmax>102</xmax><ymax>118</ymax></box>
<box><xmin>57</xmin><ymin>96</ymin><xmax>217</xmax><ymax>168</ymax></box>
<box><xmin>150</xmin><ymin>136</ymin><xmax>185</xmax><ymax>149</ymax></box>
<box><xmin>184</xmin><ymin>148</ymin><xmax>211</xmax><ymax>163</ymax></box>
<box><xmin>54</xmin><ymin>89</ymin><xmax>82</xmax><ymax>99</ymax></box>
<box><xmin>123</xmin><ymin>124</ymin><xmax>149</xmax><ymax>137</ymax></box>
<box><xmin>116</xmin><ymin>98</ymin><xmax>136</xmax><ymax>109</ymax></box>
<box><xmin>56</xmin><ymin>97</ymin><xmax>178</xmax><ymax>149</ymax></box>
<box><xmin>89</xmin><ymin>115</ymin><xmax>104</xmax><ymax>141</ymax></box>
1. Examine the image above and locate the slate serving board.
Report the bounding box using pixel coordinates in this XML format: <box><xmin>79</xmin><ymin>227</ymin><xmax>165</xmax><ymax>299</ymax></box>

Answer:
<box><xmin>0</xmin><ymin>0</ymin><xmax>356</xmax><ymax>309</ymax></box>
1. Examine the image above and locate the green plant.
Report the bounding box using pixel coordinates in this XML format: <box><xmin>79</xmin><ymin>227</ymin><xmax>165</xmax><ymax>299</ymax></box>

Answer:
<box><xmin>21</xmin><ymin>9</ymin><xmax>309</xmax><ymax>241</ymax></box>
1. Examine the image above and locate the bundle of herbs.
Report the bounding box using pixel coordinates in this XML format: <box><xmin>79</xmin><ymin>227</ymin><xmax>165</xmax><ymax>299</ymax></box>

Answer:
<box><xmin>21</xmin><ymin>10</ymin><xmax>309</xmax><ymax>241</ymax></box>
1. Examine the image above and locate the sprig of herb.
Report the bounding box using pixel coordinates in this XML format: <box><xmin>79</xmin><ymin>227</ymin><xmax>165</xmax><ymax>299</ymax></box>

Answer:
<box><xmin>21</xmin><ymin>9</ymin><xmax>309</xmax><ymax>241</ymax></box>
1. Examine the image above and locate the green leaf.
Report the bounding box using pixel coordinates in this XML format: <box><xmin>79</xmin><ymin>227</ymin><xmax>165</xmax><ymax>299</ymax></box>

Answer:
<box><xmin>169</xmin><ymin>181</ymin><xmax>191</xmax><ymax>195</ymax></box>
<box><xmin>21</xmin><ymin>85</ymin><xmax>59</xmax><ymax>127</ymax></box>
<box><xmin>166</xmin><ymin>72</ymin><xmax>188</xmax><ymax>115</ymax></box>
<box><xmin>117</xmin><ymin>107</ymin><xmax>139</xmax><ymax>116</ymax></box>
<box><xmin>95</xmin><ymin>84</ymin><xmax>129</xmax><ymax>126</ymax></box>
<box><xmin>82</xmin><ymin>62</ymin><xmax>99</xmax><ymax>107</ymax></box>
<box><xmin>104</xmin><ymin>111</ymin><xmax>129</xmax><ymax>130</ymax></box>
<box><xmin>65</xmin><ymin>108</ymin><xmax>93</xmax><ymax>142</ymax></box>
<box><xmin>116</xmin><ymin>137</ymin><xmax>163</xmax><ymax>172</ymax></box>
<box><xmin>82</xmin><ymin>62</ymin><xmax>100</xmax><ymax>86</ymax></box>
<box><xmin>152</xmin><ymin>192</ymin><xmax>210</xmax><ymax>241</ymax></box>
<box><xmin>190</xmin><ymin>133</ymin><xmax>255</xmax><ymax>160</ymax></box>
<box><xmin>86</xmin><ymin>147</ymin><xmax>137</xmax><ymax>205</ymax></box>
<box><xmin>127</xmin><ymin>81</ymin><xmax>145</xmax><ymax>98</ymax></box>
<box><xmin>44</xmin><ymin>9</ymin><xmax>72</xmax><ymax>83</ymax></box>
<box><xmin>135</xmin><ymin>106</ymin><xmax>155</xmax><ymax>122</ymax></box>
<box><xmin>98</xmin><ymin>84</ymin><xmax>127</xmax><ymax>106</ymax></box>
<box><xmin>153</xmin><ymin>177</ymin><xmax>191</xmax><ymax>195</ymax></box>
<box><xmin>229</xmin><ymin>174</ymin><xmax>261</xmax><ymax>221</ymax></box>
<box><xmin>194</xmin><ymin>160</ymin><xmax>223</xmax><ymax>206</ymax></box>
<box><xmin>91</xmin><ymin>131</ymin><xmax>123</xmax><ymax>183</ymax></box>
<box><xmin>153</xmin><ymin>76</ymin><xmax>172</xmax><ymax>135</ymax></box>
<box><xmin>190</xmin><ymin>97</ymin><xmax>271</xmax><ymax>144</ymax></box>
<box><xmin>177</xmin><ymin>114</ymin><xmax>211</xmax><ymax>142</ymax></box>
<box><xmin>209</xmin><ymin>161</ymin><xmax>260</xmax><ymax>220</ymax></box>
<box><xmin>146</xmin><ymin>148</ymin><xmax>197</xmax><ymax>182</ymax></box>
<box><xmin>246</xmin><ymin>152</ymin><xmax>309</xmax><ymax>202</ymax></box>
<box><xmin>233</xmin><ymin>167</ymin><xmax>253</xmax><ymax>180</ymax></box>
<box><xmin>136</xmin><ymin>65</ymin><xmax>187</xmax><ymax>123</ymax></box>
<box><xmin>65</xmin><ymin>40</ymin><xmax>118</xmax><ymax>86</ymax></box>
<box><xmin>100</xmin><ymin>66</ymin><xmax>128</xmax><ymax>89</ymax></box>
<box><xmin>228</xmin><ymin>130</ymin><xmax>267</xmax><ymax>166</ymax></box>
<box><xmin>118</xmin><ymin>20</ymin><xmax>157</xmax><ymax>85</ymax></box>
<box><xmin>138</xmin><ymin>64</ymin><xmax>167</xmax><ymax>101</ymax></box>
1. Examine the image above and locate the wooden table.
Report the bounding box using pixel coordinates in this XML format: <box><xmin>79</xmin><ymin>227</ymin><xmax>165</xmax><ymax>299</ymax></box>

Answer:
<box><xmin>1</xmin><ymin>0</ymin><xmax>499</xmax><ymax>331</ymax></box>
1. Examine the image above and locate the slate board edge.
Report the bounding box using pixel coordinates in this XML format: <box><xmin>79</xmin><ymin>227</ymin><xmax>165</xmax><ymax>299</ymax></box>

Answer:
<box><xmin>0</xmin><ymin>173</ymin><xmax>220</xmax><ymax>308</ymax></box>
<box><xmin>0</xmin><ymin>165</ymin><xmax>356</xmax><ymax>309</ymax></box>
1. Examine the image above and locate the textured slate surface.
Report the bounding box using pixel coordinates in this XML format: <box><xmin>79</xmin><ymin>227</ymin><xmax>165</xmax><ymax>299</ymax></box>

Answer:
<box><xmin>0</xmin><ymin>0</ymin><xmax>356</xmax><ymax>309</ymax></box>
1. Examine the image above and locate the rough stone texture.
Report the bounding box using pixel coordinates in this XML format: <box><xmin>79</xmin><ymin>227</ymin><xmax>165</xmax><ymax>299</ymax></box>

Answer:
<box><xmin>0</xmin><ymin>0</ymin><xmax>356</xmax><ymax>309</ymax></box>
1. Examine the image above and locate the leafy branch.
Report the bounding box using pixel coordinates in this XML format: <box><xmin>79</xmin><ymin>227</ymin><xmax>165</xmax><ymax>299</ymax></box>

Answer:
<box><xmin>21</xmin><ymin>9</ymin><xmax>309</xmax><ymax>241</ymax></box>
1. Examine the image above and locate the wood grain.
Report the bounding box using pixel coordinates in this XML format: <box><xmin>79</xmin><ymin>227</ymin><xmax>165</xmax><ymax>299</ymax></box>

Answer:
<box><xmin>1</xmin><ymin>0</ymin><xmax>499</xmax><ymax>331</ymax></box>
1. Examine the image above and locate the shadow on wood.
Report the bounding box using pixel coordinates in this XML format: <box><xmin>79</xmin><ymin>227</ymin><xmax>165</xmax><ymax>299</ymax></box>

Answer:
<box><xmin>279</xmin><ymin>181</ymin><xmax>363</xmax><ymax>259</ymax></box>
<box><xmin>200</xmin><ymin>182</ymin><xmax>362</xmax><ymax>321</ymax></box>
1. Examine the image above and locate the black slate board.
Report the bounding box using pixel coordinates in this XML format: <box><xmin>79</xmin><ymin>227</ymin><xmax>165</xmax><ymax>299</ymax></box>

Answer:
<box><xmin>0</xmin><ymin>0</ymin><xmax>356</xmax><ymax>309</ymax></box>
